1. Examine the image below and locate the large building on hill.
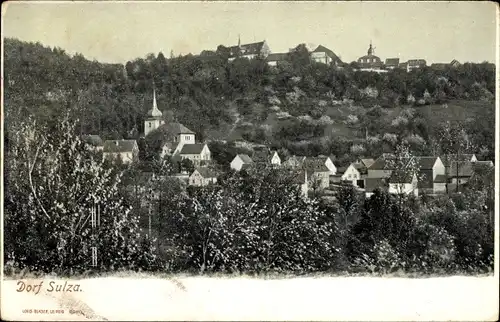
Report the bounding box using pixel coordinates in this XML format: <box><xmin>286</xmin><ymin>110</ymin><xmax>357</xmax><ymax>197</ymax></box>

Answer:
<box><xmin>223</xmin><ymin>37</ymin><xmax>271</xmax><ymax>62</ymax></box>
<box><xmin>357</xmin><ymin>42</ymin><xmax>383</xmax><ymax>70</ymax></box>
<box><xmin>103</xmin><ymin>140</ymin><xmax>139</xmax><ymax>164</ymax></box>
<box><xmin>310</xmin><ymin>45</ymin><xmax>343</xmax><ymax>66</ymax></box>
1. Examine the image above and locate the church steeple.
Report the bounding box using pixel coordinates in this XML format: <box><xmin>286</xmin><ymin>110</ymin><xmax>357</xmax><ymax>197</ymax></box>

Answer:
<box><xmin>368</xmin><ymin>41</ymin><xmax>375</xmax><ymax>56</ymax></box>
<box><xmin>238</xmin><ymin>34</ymin><xmax>241</xmax><ymax>48</ymax></box>
<box><xmin>147</xmin><ymin>84</ymin><xmax>162</xmax><ymax>119</ymax></box>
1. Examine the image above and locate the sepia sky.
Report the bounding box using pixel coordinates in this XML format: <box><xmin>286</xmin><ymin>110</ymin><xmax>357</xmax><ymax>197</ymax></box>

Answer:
<box><xmin>2</xmin><ymin>1</ymin><xmax>497</xmax><ymax>65</ymax></box>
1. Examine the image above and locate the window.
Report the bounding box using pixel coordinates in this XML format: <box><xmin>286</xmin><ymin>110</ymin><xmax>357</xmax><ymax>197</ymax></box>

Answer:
<box><xmin>148</xmin><ymin>123</ymin><xmax>151</xmax><ymax>128</ymax></box>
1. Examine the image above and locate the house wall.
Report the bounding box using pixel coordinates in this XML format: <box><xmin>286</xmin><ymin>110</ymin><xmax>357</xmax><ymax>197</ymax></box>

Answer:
<box><xmin>433</xmin><ymin>158</ymin><xmax>446</xmax><ymax>177</ymax></box>
<box><xmin>450</xmin><ymin>177</ymin><xmax>470</xmax><ymax>184</ymax></box>
<box><xmin>177</xmin><ymin>134</ymin><xmax>195</xmax><ymax>145</ymax></box>
<box><xmin>189</xmin><ymin>172</ymin><xmax>217</xmax><ymax>186</ymax></box>
<box><xmin>433</xmin><ymin>183</ymin><xmax>447</xmax><ymax>194</ymax></box>
<box><xmin>342</xmin><ymin>165</ymin><xmax>361</xmax><ymax>186</ymax></box>
<box><xmin>230</xmin><ymin>156</ymin><xmax>244</xmax><ymax>171</ymax></box>
<box><xmin>311</xmin><ymin>52</ymin><xmax>331</xmax><ymax>65</ymax></box>
<box><xmin>311</xmin><ymin>172</ymin><xmax>330</xmax><ymax>189</ymax></box>
<box><xmin>271</xmin><ymin>153</ymin><xmax>281</xmax><ymax>165</ymax></box>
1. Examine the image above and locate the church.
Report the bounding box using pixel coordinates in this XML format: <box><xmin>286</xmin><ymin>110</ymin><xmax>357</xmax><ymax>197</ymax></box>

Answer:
<box><xmin>144</xmin><ymin>88</ymin><xmax>211</xmax><ymax>166</ymax></box>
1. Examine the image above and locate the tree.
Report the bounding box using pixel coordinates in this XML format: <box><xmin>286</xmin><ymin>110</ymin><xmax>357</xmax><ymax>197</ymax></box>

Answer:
<box><xmin>4</xmin><ymin>116</ymin><xmax>159</xmax><ymax>272</ymax></box>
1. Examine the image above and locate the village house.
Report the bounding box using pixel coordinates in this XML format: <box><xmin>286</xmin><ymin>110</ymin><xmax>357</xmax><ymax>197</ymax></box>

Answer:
<box><xmin>449</xmin><ymin>59</ymin><xmax>461</xmax><ymax>68</ymax></box>
<box><xmin>447</xmin><ymin>160</ymin><xmax>493</xmax><ymax>185</ymax></box>
<box><xmin>230</xmin><ymin>154</ymin><xmax>254</xmax><ymax>171</ymax></box>
<box><xmin>82</xmin><ymin>134</ymin><xmax>104</xmax><ymax>152</ymax></box>
<box><xmin>103</xmin><ymin>140</ymin><xmax>139</xmax><ymax>164</ymax></box>
<box><xmin>283</xmin><ymin>155</ymin><xmax>307</xmax><ymax>168</ymax></box>
<box><xmin>406</xmin><ymin>59</ymin><xmax>427</xmax><ymax>71</ymax></box>
<box><xmin>357</xmin><ymin>42</ymin><xmax>383</xmax><ymax>70</ymax></box>
<box><xmin>415</xmin><ymin>156</ymin><xmax>446</xmax><ymax>195</ymax></box>
<box><xmin>189</xmin><ymin>167</ymin><xmax>218</xmax><ymax>187</ymax></box>
<box><xmin>310</xmin><ymin>45</ymin><xmax>343</xmax><ymax>66</ymax></box>
<box><xmin>385</xmin><ymin>58</ymin><xmax>400</xmax><ymax>70</ymax></box>
<box><xmin>366</xmin><ymin>153</ymin><xmax>396</xmax><ymax>178</ymax></box>
<box><xmin>303</xmin><ymin>158</ymin><xmax>330</xmax><ymax>190</ymax></box>
<box><xmin>341</xmin><ymin>158</ymin><xmax>373</xmax><ymax>188</ymax></box>
<box><xmin>330</xmin><ymin>166</ymin><xmax>346</xmax><ymax>185</ymax></box>
<box><xmin>388</xmin><ymin>170</ymin><xmax>419</xmax><ymax>197</ymax></box>
<box><xmin>252</xmin><ymin>147</ymin><xmax>281</xmax><ymax>166</ymax></box>
<box><xmin>341</xmin><ymin>163</ymin><xmax>363</xmax><ymax>187</ymax></box>
<box><xmin>179</xmin><ymin>143</ymin><xmax>211</xmax><ymax>166</ymax></box>
<box><xmin>224</xmin><ymin>37</ymin><xmax>271</xmax><ymax>62</ymax></box>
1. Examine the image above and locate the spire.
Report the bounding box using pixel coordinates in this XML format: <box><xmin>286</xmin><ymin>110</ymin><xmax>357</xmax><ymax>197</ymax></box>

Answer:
<box><xmin>238</xmin><ymin>34</ymin><xmax>241</xmax><ymax>48</ymax></box>
<box><xmin>147</xmin><ymin>81</ymin><xmax>162</xmax><ymax>118</ymax></box>
<box><xmin>368</xmin><ymin>41</ymin><xmax>373</xmax><ymax>56</ymax></box>
<box><xmin>152</xmin><ymin>86</ymin><xmax>158</xmax><ymax>111</ymax></box>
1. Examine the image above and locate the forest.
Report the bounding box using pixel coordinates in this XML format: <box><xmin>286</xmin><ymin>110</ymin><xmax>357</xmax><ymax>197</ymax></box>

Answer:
<box><xmin>3</xmin><ymin>38</ymin><xmax>496</xmax><ymax>276</ymax></box>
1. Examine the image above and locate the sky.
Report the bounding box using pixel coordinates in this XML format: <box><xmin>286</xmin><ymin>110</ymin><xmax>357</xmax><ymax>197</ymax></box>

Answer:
<box><xmin>2</xmin><ymin>1</ymin><xmax>497</xmax><ymax>65</ymax></box>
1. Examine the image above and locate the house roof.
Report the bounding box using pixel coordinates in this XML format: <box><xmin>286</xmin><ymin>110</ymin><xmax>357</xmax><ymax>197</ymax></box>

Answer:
<box><xmin>82</xmin><ymin>134</ymin><xmax>103</xmax><ymax>146</ymax></box>
<box><xmin>266</xmin><ymin>53</ymin><xmax>288</xmax><ymax>62</ymax></box>
<box><xmin>443</xmin><ymin>154</ymin><xmax>477</xmax><ymax>166</ymax></box>
<box><xmin>336</xmin><ymin>166</ymin><xmax>347</xmax><ymax>174</ymax></box>
<box><xmin>227</xmin><ymin>41</ymin><xmax>266</xmax><ymax>58</ymax></box>
<box><xmin>434</xmin><ymin>174</ymin><xmax>447</xmax><ymax>183</ymax></box>
<box><xmin>431</xmin><ymin>63</ymin><xmax>448</xmax><ymax>70</ymax></box>
<box><xmin>237</xmin><ymin>154</ymin><xmax>254</xmax><ymax>164</ymax></box>
<box><xmin>385</xmin><ymin>58</ymin><xmax>400</xmax><ymax>66</ymax></box>
<box><xmin>312</xmin><ymin>45</ymin><xmax>343</xmax><ymax>63</ymax></box>
<box><xmin>415</xmin><ymin>156</ymin><xmax>438</xmax><ymax>170</ymax></box>
<box><xmin>369</xmin><ymin>154</ymin><xmax>413</xmax><ymax>171</ymax></box>
<box><xmin>180</xmin><ymin>143</ymin><xmax>206</xmax><ymax>155</ymax></box>
<box><xmin>103</xmin><ymin>140</ymin><xmax>137</xmax><ymax>153</ymax></box>
<box><xmin>193</xmin><ymin>167</ymin><xmax>217</xmax><ymax>178</ymax></box>
<box><xmin>156</xmin><ymin>122</ymin><xmax>195</xmax><ymax>136</ymax></box>
<box><xmin>303</xmin><ymin>158</ymin><xmax>330</xmax><ymax>173</ymax></box>
<box><xmin>360</xmin><ymin>158</ymin><xmax>375</xmax><ymax>168</ymax></box>
<box><xmin>284</xmin><ymin>155</ymin><xmax>307</xmax><ymax>166</ymax></box>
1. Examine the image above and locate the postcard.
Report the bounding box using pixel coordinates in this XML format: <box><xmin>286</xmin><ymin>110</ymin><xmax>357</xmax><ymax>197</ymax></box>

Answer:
<box><xmin>1</xmin><ymin>1</ymin><xmax>499</xmax><ymax>321</ymax></box>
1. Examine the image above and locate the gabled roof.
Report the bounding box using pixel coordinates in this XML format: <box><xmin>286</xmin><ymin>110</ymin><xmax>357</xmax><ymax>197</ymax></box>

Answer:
<box><xmin>180</xmin><ymin>143</ymin><xmax>206</xmax><ymax>155</ymax></box>
<box><xmin>82</xmin><ymin>134</ymin><xmax>104</xmax><ymax>147</ymax></box>
<box><xmin>252</xmin><ymin>148</ymin><xmax>277</xmax><ymax>163</ymax></box>
<box><xmin>237</xmin><ymin>154</ymin><xmax>254</xmax><ymax>164</ymax></box>
<box><xmin>352</xmin><ymin>162</ymin><xmax>368</xmax><ymax>175</ymax></box>
<box><xmin>312</xmin><ymin>45</ymin><xmax>343</xmax><ymax>63</ymax></box>
<box><xmin>385</xmin><ymin>58</ymin><xmax>400</xmax><ymax>66</ymax></box>
<box><xmin>284</xmin><ymin>155</ymin><xmax>307</xmax><ymax>167</ymax></box>
<box><xmin>227</xmin><ymin>41</ymin><xmax>266</xmax><ymax>58</ymax></box>
<box><xmin>103</xmin><ymin>140</ymin><xmax>137</xmax><ymax>153</ymax></box>
<box><xmin>156</xmin><ymin>122</ymin><xmax>195</xmax><ymax>136</ymax></box>
<box><xmin>449</xmin><ymin>161</ymin><xmax>474</xmax><ymax>177</ymax></box>
<box><xmin>303</xmin><ymin>158</ymin><xmax>330</xmax><ymax>173</ymax></box>
<box><xmin>415</xmin><ymin>156</ymin><xmax>438</xmax><ymax>170</ymax></box>
<box><xmin>443</xmin><ymin>154</ymin><xmax>477</xmax><ymax>166</ymax></box>
<box><xmin>193</xmin><ymin>167</ymin><xmax>217</xmax><ymax>178</ymax></box>
<box><xmin>360</xmin><ymin>158</ymin><xmax>375</xmax><ymax>168</ymax></box>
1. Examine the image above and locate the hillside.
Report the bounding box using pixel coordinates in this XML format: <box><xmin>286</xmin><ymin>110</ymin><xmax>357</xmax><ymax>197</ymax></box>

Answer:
<box><xmin>3</xmin><ymin>38</ymin><xmax>496</xmax><ymax>164</ymax></box>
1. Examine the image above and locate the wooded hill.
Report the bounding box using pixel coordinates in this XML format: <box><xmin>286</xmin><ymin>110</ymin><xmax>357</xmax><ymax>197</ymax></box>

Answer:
<box><xmin>4</xmin><ymin>38</ymin><xmax>495</xmax><ymax>164</ymax></box>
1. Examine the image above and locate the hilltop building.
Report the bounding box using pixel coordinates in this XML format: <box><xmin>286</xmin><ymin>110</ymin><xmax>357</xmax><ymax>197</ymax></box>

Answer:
<box><xmin>223</xmin><ymin>36</ymin><xmax>271</xmax><ymax>62</ymax></box>
<box><xmin>357</xmin><ymin>42</ymin><xmax>383</xmax><ymax>70</ymax></box>
<box><xmin>310</xmin><ymin>45</ymin><xmax>343</xmax><ymax>66</ymax></box>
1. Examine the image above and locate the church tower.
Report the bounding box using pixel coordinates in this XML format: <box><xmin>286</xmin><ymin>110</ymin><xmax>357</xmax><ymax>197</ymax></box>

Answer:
<box><xmin>144</xmin><ymin>87</ymin><xmax>164</xmax><ymax>136</ymax></box>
